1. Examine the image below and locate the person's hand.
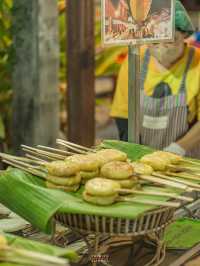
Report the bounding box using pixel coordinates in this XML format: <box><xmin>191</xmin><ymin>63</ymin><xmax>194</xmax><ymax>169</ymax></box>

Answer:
<box><xmin>163</xmin><ymin>142</ymin><xmax>186</xmax><ymax>156</ymax></box>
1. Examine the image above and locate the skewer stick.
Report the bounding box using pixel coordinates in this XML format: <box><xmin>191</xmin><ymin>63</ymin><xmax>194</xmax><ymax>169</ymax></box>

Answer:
<box><xmin>168</xmin><ymin>164</ymin><xmax>200</xmax><ymax>173</ymax></box>
<box><xmin>181</xmin><ymin>159</ymin><xmax>200</xmax><ymax>167</ymax></box>
<box><xmin>57</xmin><ymin>139</ymin><xmax>95</xmax><ymax>153</ymax></box>
<box><xmin>154</xmin><ymin>172</ymin><xmax>200</xmax><ymax>190</ymax></box>
<box><xmin>138</xmin><ymin>174</ymin><xmax>190</xmax><ymax>191</ymax></box>
<box><xmin>2</xmin><ymin>157</ymin><xmax>46</xmax><ymax>173</ymax></box>
<box><xmin>23</xmin><ymin>148</ymin><xmax>56</xmax><ymax>161</ymax></box>
<box><xmin>0</xmin><ymin>153</ymin><xmax>38</xmax><ymax>164</ymax></box>
<box><xmin>2</xmin><ymin>159</ymin><xmax>45</xmax><ymax>178</ymax></box>
<box><xmin>25</xmin><ymin>154</ymin><xmax>47</xmax><ymax>163</ymax></box>
<box><xmin>22</xmin><ymin>145</ymin><xmax>66</xmax><ymax>160</ymax></box>
<box><xmin>56</xmin><ymin>140</ymin><xmax>89</xmax><ymax>154</ymax></box>
<box><xmin>118</xmin><ymin>197</ymin><xmax>180</xmax><ymax>208</ymax></box>
<box><xmin>166</xmin><ymin>171</ymin><xmax>200</xmax><ymax>182</ymax></box>
<box><xmin>37</xmin><ymin>145</ymin><xmax>75</xmax><ymax>156</ymax></box>
<box><xmin>116</xmin><ymin>189</ymin><xmax>193</xmax><ymax>202</ymax></box>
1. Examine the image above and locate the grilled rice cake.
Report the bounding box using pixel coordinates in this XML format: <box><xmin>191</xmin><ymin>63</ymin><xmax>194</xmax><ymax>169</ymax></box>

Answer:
<box><xmin>83</xmin><ymin>191</ymin><xmax>117</xmax><ymax>206</ymax></box>
<box><xmin>96</xmin><ymin>149</ymin><xmax>127</xmax><ymax>166</ymax></box>
<box><xmin>101</xmin><ymin>161</ymin><xmax>133</xmax><ymax>180</ymax></box>
<box><xmin>46</xmin><ymin>173</ymin><xmax>81</xmax><ymax>186</ymax></box>
<box><xmin>85</xmin><ymin>178</ymin><xmax>120</xmax><ymax>197</ymax></box>
<box><xmin>65</xmin><ymin>154</ymin><xmax>100</xmax><ymax>171</ymax></box>
<box><xmin>45</xmin><ymin>160</ymin><xmax>80</xmax><ymax>177</ymax></box>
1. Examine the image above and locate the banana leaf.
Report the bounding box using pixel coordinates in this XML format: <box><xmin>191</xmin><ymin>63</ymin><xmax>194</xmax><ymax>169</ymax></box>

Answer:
<box><xmin>164</xmin><ymin>218</ymin><xmax>200</xmax><ymax>249</ymax></box>
<box><xmin>0</xmin><ymin>167</ymin><xmax>180</xmax><ymax>234</ymax></box>
<box><xmin>4</xmin><ymin>233</ymin><xmax>78</xmax><ymax>262</ymax></box>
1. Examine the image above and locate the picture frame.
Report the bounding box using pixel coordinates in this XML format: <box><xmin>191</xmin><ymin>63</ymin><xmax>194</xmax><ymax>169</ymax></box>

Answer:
<box><xmin>101</xmin><ymin>0</ymin><xmax>175</xmax><ymax>46</ymax></box>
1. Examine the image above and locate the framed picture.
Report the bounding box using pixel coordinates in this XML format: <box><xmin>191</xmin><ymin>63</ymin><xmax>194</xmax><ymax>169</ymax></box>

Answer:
<box><xmin>102</xmin><ymin>0</ymin><xmax>175</xmax><ymax>45</ymax></box>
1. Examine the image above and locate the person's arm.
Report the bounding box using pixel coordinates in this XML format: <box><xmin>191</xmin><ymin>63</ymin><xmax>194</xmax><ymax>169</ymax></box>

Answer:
<box><xmin>165</xmin><ymin>82</ymin><xmax>200</xmax><ymax>155</ymax></box>
<box><xmin>176</xmin><ymin>121</ymin><xmax>200</xmax><ymax>152</ymax></box>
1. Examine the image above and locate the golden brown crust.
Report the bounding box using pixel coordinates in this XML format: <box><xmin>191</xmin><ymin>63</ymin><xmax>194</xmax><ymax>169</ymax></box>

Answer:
<box><xmin>46</xmin><ymin>160</ymin><xmax>80</xmax><ymax>177</ymax></box>
<box><xmin>152</xmin><ymin>151</ymin><xmax>182</xmax><ymax>164</ymax></box>
<box><xmin>65</xmin><ymin>154</ymin><xmax>100</xmax><ymax>171</ymax></box>
<box><xmin>140</xmin><ymin>154</ymin><xmax>168</xmax><ymax>171</ymax></box>
<box><xmin>85</xmin><ymin>177</ymin><xmax>120</xmax><ymax>196</ymax></box>
<box><xmin>100</xmin><ymin>161</ymin><xmax>133</xmax><ymax>179</ymax></box>
<box><xmin>96</xmin><ymin>149</ymin><xmax>127</xmax><ymax>166</ymax></box>
<box><xmin>131</xmin><ymin>162</ymin><xmax>153</xmax><ymax>175</ymax></box>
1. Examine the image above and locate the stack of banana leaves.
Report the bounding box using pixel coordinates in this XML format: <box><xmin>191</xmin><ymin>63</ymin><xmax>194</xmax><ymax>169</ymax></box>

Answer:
<box><xmin>0</xmin><ymin>140</ymin><xmax>199</xmax><ymax>234</ymax></box>
<box><xmin>0</xmin><ymin>233</ymin><xmax>78</xmax><ymax>265</ymax></box>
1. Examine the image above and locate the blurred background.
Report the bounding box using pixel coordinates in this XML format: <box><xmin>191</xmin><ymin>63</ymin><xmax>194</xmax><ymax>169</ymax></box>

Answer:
<box><xmin>0</xmin><ymin>0</ymin><xmax>199</xmax><ymax>155</ymax></box>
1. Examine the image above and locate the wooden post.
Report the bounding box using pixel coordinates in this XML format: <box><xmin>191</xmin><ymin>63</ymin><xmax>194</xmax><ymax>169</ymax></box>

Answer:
<box><xmin>128</xmin><ymin>46</ymin><xmax>140</xmax><ymax>144</ymax></box>
<box><xmin>66</xmin><ymin>0</ymin><xmax>95</xmax><ymax>147</ymax></box>
<box><xmin>12</xmin><ymin>0</ymin><xmax>59</xmax><ymax>153</ymax></box>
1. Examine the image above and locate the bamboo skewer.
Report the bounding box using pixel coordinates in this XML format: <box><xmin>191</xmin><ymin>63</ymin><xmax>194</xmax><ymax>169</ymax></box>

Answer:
<box><xmin>56</xmin><ymin>139</ymin><xmax>95</xmax><ymax>153</ymax></box>
<box><xmin>37</xmin><ymin>145</ymin><xmax>75</xmax><ymax>156</ymax></box>
<box><xmin>154</xmin><ymin>172</ymin><xmax>200</xmax><ymax>191</ymax></box>
<box><xmin>116</xmin><ymin>189</ymin><xmax>193</xmax><ymax>202</ymax></box>
<box><xmin>25</xmin><ymin>154</ymin><xmax>47</xmax><ymax>162</ymax></box>
<box><xmin>137</xmin><ymin>175</ymin><xmax>191</xmax><ymax>191</ymax></box>
<box><xmin>166</xmin><ymin>171</ymin><xmax>200</xmax><ymax>182</ymax></box>
<box><xmin>21</xmin><ymin>145</ymin><xmax>66</xmax><ymax>161</ymax></box>
<box><xmin>56</xmin><ymin>141</ymin><xmax>88</xmax><ymax>154</ymax></box>
<box><xmin>118</xmin><ymin>197</ymin><xmax>180</xmax><ymax>208</ymax></box>
<box><xmin>2</xmin><ymin>159</ymin><xmax>45</xmax><ymax>178</ymax></box>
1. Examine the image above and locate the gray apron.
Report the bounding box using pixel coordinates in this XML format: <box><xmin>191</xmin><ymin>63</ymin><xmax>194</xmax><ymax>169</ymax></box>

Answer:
<box><xmin>140</xmin><ymin>48</ymin><xmax>200</xmax><ymax>158</ymax></box>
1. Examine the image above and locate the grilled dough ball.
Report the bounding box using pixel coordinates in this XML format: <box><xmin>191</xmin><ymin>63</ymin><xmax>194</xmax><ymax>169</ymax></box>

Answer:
<box><xmin>131</xmin><ymin>162</ymin><xmax>153</xmax><ymax>175</ymax></box>
<box><xmin>85</xmin><ymin>178</ymin><xmax>120</xmax><ymax>197</ymax></box>
<box><xmin>45</xmin><ymin>160</ymin><xmax>80</xmax><ymax>177</ymax></box>
<box><xmin>152</xmin><ymin>151</ymin><xmax>182</xmax><ymax>165</ymax></box>
<box><xmin>101</xmin><ymin>161</ymin><xmax>133</xmax><ymax>180</ymax></box>
<box><xmin>46</xmin><ymin>173</ymin><xmax>81</xmax><ymax>186</ymax></box>
<box><xmin>96</xmin><ymin>149</ymin><xmax>127</xmax><ymax>166</ymax></box>
<box><xmin>65</xmin><ymin>154</ymin><xmax>100</xmax><ymax>171</ymax></box>
<box><xmin>140</xmin><ymin>154</ymin><xmax>169</xmax><ymax>171</ymax></box>
<box><xmin>83</xmin><ymin>191</ymin><xmax>116</xmax><ymax>206</ymax></box>
<box><xmin>46</xmin><ymin>182</ymin><xmax>80</xmax><ymax>192</ymax></box>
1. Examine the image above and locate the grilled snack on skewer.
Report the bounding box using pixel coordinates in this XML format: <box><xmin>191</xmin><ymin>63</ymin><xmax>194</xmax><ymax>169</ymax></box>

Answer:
<box><xmin>79</xmin><ymin>169</ymin><xmax>99</xmax><ymax>180</ymax></box>
<box><xmin>101</xmin><ymin>161</ymin><xmax>133</xmax><ymax>180</ymax></box>
<box><xmin>152</xmin><ymin>151</ymin><xmax>182</xmax><ymax>165</ymax></box>
<box><xmin>44</xmin><ymin>160</ymin><xmax>80</xmax><ymax>177</ymax></box>
<box><xmin>46</xmin><ymin>173</ymin><xmax>81</xmax><ymax>186</ymax></box>
<box><xmin>131</xmin><ymin>162</ymin><xmax>153</xmax><ymax>175</ymax></box>
<box><xmin>140</xmin><ymin>154</ymin><xmax>170</xmax><ymax>171</ymax></box>
<box><xmin>65</xmin><ymin>154</ymin><xmax>100</xmax><ymax>171</ymax></box>
<box><xmin>114</xmin><ymin>177</ymin><xmax>140</xmax><ymax>189</ymax></box>
<box><xmin>96</xmin><ymin>149</ymin><xmax>127</xmax><ymax>166</ymax></box>
<box><xmin>83</xmin><ymin>191</ymin><xmax>116</xmax><ymax>206</ymax></box>
<box><xmin>83</xmin><ymin>178</ymin><xmax>182</xmax><ymax>207</ymax></box>
<box><xmin>85</xmin><ymin>178</ymin><xmax>120</xmax><ymax>197</ymax></box>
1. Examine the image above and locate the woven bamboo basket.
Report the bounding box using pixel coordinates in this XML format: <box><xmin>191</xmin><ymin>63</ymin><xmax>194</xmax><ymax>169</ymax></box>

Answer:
<box><xmin>55</xmin><ymin>206</ymin><xmax>175</xmax><ymax>236</ymax></box>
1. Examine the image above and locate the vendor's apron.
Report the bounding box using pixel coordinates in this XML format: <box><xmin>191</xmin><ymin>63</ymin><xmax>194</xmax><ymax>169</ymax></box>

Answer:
<box><xmin>140</xmin><ymin>48</ymin><xmax>200</xmax><ymax>159</ymax></box>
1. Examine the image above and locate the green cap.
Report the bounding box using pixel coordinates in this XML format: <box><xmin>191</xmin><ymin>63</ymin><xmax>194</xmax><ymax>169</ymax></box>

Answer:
<box><xmin>175</xmin><ymin>0</ymin><xmax>194</xmax><ymax>35</ymax></box>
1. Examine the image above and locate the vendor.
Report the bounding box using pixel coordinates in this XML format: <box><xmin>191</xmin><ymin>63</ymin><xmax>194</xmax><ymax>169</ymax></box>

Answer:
<box><xmin>111</xmin><ymin>0</ymin><xmax>200</xmax><ymax>158</ymax></box>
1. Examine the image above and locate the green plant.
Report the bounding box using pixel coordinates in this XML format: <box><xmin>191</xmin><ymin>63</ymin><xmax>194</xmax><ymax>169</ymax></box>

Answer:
<box><xmin>0</xmin><ymin>0</ymin><xmax>13</xmax><ymax>144</ymax></box>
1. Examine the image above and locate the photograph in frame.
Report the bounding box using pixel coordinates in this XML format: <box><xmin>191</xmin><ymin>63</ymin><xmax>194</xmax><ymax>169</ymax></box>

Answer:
<box><xmin>102</xmin><ymin>0</ymin><xmax>175</xmax><ymax>45</ymax></box>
